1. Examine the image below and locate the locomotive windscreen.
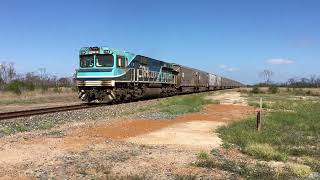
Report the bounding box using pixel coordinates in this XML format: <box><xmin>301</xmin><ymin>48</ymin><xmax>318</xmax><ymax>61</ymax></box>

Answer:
<box><xmin>96</xmin><ymin>54</ymin><xmax>114</xmax><ymax>67</ymax></box>
<box><xmin>80</xmin><ymin>55</ymin><xmax>94</xmax><ymax>68</ymax></box>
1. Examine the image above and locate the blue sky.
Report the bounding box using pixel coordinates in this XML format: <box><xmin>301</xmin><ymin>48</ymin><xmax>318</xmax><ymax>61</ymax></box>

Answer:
<box><xmin>0</xmin><ymin>0</ymin><xmax>319</xmax><ymax>84</ymax></box>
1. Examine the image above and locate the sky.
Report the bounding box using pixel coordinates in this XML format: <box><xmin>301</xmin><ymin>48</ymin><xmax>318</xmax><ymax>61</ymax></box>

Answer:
<box><xmin>0</xmin><ymin>0</ymin><xmax>319</xmax><ymax>84</ymax></box>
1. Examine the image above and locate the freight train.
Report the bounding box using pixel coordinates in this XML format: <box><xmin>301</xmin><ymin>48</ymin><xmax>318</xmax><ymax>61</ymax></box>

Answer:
<box><xmin>75</xmin><ymin>47</ymin><xmax>243</xmax><ymax>103</ymax></box>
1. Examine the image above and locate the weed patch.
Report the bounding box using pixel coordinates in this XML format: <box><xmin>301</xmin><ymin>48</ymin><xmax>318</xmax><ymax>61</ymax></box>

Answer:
<box><xmin>158</xmin><ymin>95</ymin><xmax>212</xmax><ymax>115</ymax></box>
<box><xmin>37</xmin><ymin>120</ymin><xmax>55</xmax><ymax>130</ymax></box>
<box><xmin>218</xmin><ymin>93</ymin><xmax>320</xmax><ymax>172</ymax></box>
<box><xmin>195</xmin><ymin>153</ymin><xmax>282</xmax><ymax>179</ymax></box>
<box><xmin>129</xmin><ymin>146</ymin><xmax>142</xmax><ymax>156</ymax></box>
<box><xmin>197</xmin><ymin>151</ymin><xmax>209</xmax><ymax>160</ymax></box>
<box><xmin>174</xmin><ymin>174</ymin><xmax>197</xmax><ymax>180</ymax></box>
<box><xmin>286</xmin><ymin>163</ymin><xmax>312</xmax><ymax>178</ymax></box>
<box><xmin>142</xmin><ymin>93</ymin><xmax>214</xmax><ymax>116</ymax></box>
<box><xmin>245</xmin><ymin>143</ymin><xmax>287</xmax><ymax>161</ymax></box>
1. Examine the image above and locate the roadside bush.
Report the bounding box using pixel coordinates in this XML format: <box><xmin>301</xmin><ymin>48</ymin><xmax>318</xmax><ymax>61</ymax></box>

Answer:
<box><xmin>292</xmin><ymin>88</ymin><xmax>305</xmax><ymax>96</ymax></box>
<box><xmin>5</xmin><ymin>80</ymin><xmax>35</xmax><ymax>95</ymax></box>
<box><xmin>286</xmin><ymin>87</ymin><xmax>292</xmax><ymax>92</ymax></box>
<box><xmin>248</xmin><ymin>102</ymin><xmax>268</xmax><ymax>108</ymax></box>
<box><xmin>0</xmin><ymin>78</ymin><xmax>5</xmax><ymax>90</ymax></box>
<box><xmin>251</xmin><ymin>87</ymin><xmax>260</xmax><ymax>94</ymax></box>
<box><xmin>268</xmin><ymin>86</ymin><xmax>279</xmax><ymax>94</ymax></box>
<box><xmin>71</xmin><ymin>86</ymin><xmax>78</xmax><ymax>92</ymax></box>
<box><xmin>40</xmin><ymin>84</ymin><xmax>49</xmax><ymax>93</ymax></box>
<box><xmin>53</xmin><ymin>86</ymin><xmax>62</xmax><ymax>93</ymax></box>
<box><xmin>291</xmin><ymin>88</ymin><xmax>320</xmax><ymax>96</ymax></box>
<box><xmin>237</xmin><ymin>88</ymin><xmax>249</xmax><ymax>93</ymax></box>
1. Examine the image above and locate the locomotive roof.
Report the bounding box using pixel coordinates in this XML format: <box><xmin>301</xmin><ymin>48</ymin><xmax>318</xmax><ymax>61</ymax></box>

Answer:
<box><xmin>80</xmin><ymin>47</ymin><xmax>135</xmax><ymax>57</ymax></box>
<box><xmin>80</xmin><ymin>46</ymin><xmax>173</xmax><ymax>64</ymax></box>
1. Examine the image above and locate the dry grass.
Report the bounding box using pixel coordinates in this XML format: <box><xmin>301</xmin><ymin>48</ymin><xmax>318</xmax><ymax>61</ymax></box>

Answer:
<box><xmin>286</xmin><ymin>163</ymin><xmax>312</xmax><ymax>178</ymax></box>
<box><xmin>244</xmin><ymin>143</ymin><xmax>287</xmax><ymax>161</ymax></box>
<box><xmin>0</xmin><ymin>87</ymin><xmax>77</xmax><ymax>105</ymax></box>
<box><xmin>238</xmin><ymin>87</ymin><xmax>320</xmax><ymax>96</ymax></box>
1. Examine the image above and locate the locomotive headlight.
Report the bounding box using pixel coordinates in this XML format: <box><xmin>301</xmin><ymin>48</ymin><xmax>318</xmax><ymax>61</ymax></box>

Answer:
<box><xmin>89</xmin><ymin>50</ymin><xmax>99</xmax><ymax>54</ymax></box>
<box><xmin>104</xmin><ymin>50</ymin><xmax>113</xmax><ymax>54</ymax></box>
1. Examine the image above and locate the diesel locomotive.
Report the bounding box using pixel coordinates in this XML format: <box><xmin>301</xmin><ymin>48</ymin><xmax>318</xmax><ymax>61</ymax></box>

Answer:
<box><xmin>76</xmin><ymin>47</ymin><xmax>243</xmax><ymax>103</ymax></box>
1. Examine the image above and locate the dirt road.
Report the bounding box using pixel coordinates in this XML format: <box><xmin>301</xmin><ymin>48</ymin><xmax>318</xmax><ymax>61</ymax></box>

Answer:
<box><xmin>0</xmin><ymin>92</ymin><xmax>254</xmax><ymax>179</ymax></box>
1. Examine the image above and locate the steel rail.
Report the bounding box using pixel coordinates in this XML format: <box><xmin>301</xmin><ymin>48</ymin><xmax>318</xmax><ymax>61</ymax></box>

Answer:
<box><xmin>0</xmin><ymin>104</ymin><xmax>103</xmax><ymax>121</ymax></box>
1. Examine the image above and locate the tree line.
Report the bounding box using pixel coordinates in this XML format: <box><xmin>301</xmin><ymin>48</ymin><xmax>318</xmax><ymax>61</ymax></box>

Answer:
<box><xmin>256</xmin><ymin>69</ymin><xmax>320</xmax><ymax>88</ymax></box>
<box><xmin>0</xmin><ymin>62</ymin><xmax>76</xmax><ymax>94</ymax></box>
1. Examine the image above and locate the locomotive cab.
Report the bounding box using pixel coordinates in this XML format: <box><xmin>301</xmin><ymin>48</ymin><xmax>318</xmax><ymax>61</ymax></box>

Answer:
<box><xmin>80</xmin><ymin>54</ymin><xmax>114</xmax><ymax>68</ymax></box>
<box><xmin>77</xmin><ymin>47</ymin><xmax>128</xmax><ymax>78</ymax></box>
<box><xmin>76</xmin><ymin>47</ymin><xmax>134</xmax><ymax>102</ymax></box>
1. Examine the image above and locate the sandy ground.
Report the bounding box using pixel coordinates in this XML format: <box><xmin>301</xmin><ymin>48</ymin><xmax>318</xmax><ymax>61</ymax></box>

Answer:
<box><xmin>128</xmin><ymin>121</ymin><xmax>225</xmax><ymax>148</ymax></box>
<box><xmin>206</xmin><ymin>91</ymin><xmax>248</xmax><ymax>105</ymax></box>
<box><xmin>0</xmin><ymin>91</ymin><xmax>254</xmax><ymax>179</ymax></box>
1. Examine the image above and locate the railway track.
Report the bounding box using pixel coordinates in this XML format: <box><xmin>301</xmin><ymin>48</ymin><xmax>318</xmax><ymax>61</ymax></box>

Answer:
<box><xmin>0</xmin><ymin>104</ymin><xmax>103</xmax><ymax>121</ymax></box>
<box><xmin>0</xmin><ymin>89</ymin><xmax>232</xmax><ymax>121</ymax></box>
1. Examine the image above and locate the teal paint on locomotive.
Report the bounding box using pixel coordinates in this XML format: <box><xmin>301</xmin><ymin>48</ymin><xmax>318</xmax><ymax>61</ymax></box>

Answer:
<box><xmin>76</xmin><ymin>47</ymin><xmax>136</xmax><ymax>79</ymax></box>
<box><xmin>76</xmin><ymin>47</ymin><xmax>176</xmax><ymax>84</ymax></box>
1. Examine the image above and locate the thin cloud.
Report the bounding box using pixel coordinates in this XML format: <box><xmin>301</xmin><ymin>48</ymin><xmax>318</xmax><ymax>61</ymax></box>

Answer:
<box><xmin>219</xmin><ymin>64</ymin><xmax>240</xmax><ymax>72</ymax></box>
<box><xmin>267</xmin><ymin>58</ymin><xmax>294</xmax><ymax>65</ymax></box>
<box><xmin>226</xmin><ymin>67</ymin><xmax>240</xmax><ymax>72</ymax></box>
<box><xmin>219</xmin><ymin>64</ymin><xmax>227</xmax><ymax>69</ymax></box>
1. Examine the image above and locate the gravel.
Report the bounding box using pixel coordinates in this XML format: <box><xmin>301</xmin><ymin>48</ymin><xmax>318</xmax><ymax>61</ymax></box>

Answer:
<box><xmin>134</xmin><ymin>111</ymin><xmax>176</xmax><ymax>120</ymax></box>
<box><xmin>0</xmin><ymin>100</ymin><xmax>158</xmax><ymax>137</ymax></box>
<box><xmin>28</xmin><ymin>141</ymin><xmax>148</xmax><ymax>179</ymax></box>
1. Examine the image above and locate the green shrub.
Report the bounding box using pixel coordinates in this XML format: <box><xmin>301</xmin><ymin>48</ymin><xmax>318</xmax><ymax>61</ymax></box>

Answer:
<box><xmin>71</xmin><ymin>86</ymin><xmax>78</xmax><ymax>92</ymax></box>
<box><xmin>292</xmin><ymin>88</ymin><xmax>305</xmax><ymax>96</ymax></box>
<box><xmin>40</xmin><ymin>84</ymin><xmax>49</xmax><ymax>93</ymax></box>
<box><xmin>251</xmin><ymin>87</ymin><xmax>260</xmax><ymax>94</ymax></box>
<box><xmin>195</xmin><ymin>158</ymin><xmax>216</xmax><ymax>168</ymax></box>
<box><xmin>195</xmin><ymin>151</ymin><xmax>217</xmax><ymax>168</ymax></box>
<box><xmin>53</xmin><ymin>86</ymin><xmax>62</xmax><ymax>93</ymax></box>
<box><xmin>5</xmin><ymin>80</ymin><xmax>35</xmax><ymax>94</ymax></box>
<box><xmin>248</xmin><ymin>102</ymin><xmax>268</xmax><ymax>108</ymax></box>
<box><xmin>197</xmin><ymin>152</ymin><xmax>209</xmax><ymax>160</ymax></box>
<box><xmin>268</xmin><ymin>86</ymin><xmax>279</xmax><ymax>94</ymax></box>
